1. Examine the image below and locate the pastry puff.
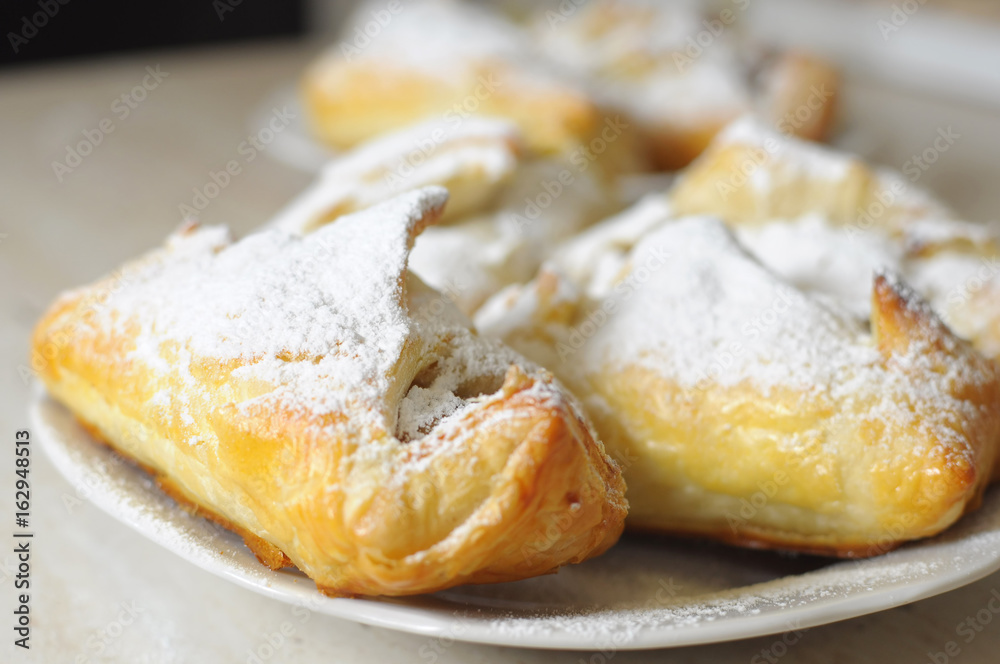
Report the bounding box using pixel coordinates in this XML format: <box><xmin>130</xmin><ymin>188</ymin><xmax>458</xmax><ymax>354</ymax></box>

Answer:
<box><xmin>670</xmin><ymin>117</ymin><xmax>949</xmax><ymax>231</ymax></box>
<box><xmin>31</xmin><ymin>187</ymin><xmax>627</xmax><ymax>596</ymax></box>
<box><xmin>476</xmin><ymin>211</ymin><xmax>1000</xmax><ymax>556</ymax></box>
<box><xmin>668</xmin><ymin>117</ymin><xmax>1000</xmax><ymax>364</ymax></box>
<box><xmin>269</xmin><ymin>117</ymin><xmax>525</xmax><ymax>230</ymax></box>
<box><xmin>271</xmin><ymin>117</ymin><xmax>621</xmax><ymax>316</ymax></box>
<box><xmin>302</xmin><ymin>0</ymin><xmax>642</xmax><ymax>170</ymax></box>
<box><xmin>532</xmin><ymin>0</ymin><xmax>840</xmax><ymax>170</ymax></box>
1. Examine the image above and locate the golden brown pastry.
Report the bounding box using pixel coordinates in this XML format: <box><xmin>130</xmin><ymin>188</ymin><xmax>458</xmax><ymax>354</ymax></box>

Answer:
<box><xmin>271</xmin><ymin>117</ymin><xmax>622</xmax><ymax>316</ymax></box>
<box><xmin>670</xmin><ymin>117</ymin><xmax>947</xmax><ymax>231</ymax></box>
<box><xmin>302</xmin><ymin>0</ymin><xmax>638</xmax><ymax>166</ymax></box>
<box><xmin>760</xmin><ymin>51</ymin><xmax>841</xmax><ymax>143</ymax></box>
<box><xmin>476</xmin><ymin>210</ymin><xmax>1000</xmax><ymax>556</ymax></box>
<box><xmin>305</xmin><ymin>0</ymin><xmax>837</xmax><ymax>173</ymax></box>
<box><xmin>32</xmin><ymin>187</ymin><xmax>627</xmax><ymax>596</ymax></box>
<box><xmin>668</xmin><ymin>117</ymin><xmax>1000</xmax><ymax>366</ymax></box>
<box><xmin>532</xmin><ymin>0</ymin><xmax>840</xmax><ymax>169</ymax></box>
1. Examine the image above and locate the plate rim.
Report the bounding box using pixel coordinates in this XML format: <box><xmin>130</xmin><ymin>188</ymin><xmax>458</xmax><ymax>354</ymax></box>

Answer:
<box><xmin>31</xmin><ymin>391</ymin><xmax>1000</xmax><ymax>651</ymax></box>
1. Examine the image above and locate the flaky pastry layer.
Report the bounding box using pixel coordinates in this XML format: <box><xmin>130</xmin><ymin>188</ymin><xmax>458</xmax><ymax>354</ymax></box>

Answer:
<box><xmin>32</xmin><ymin>188</ymin><xmax>626</xmax><ymax>595</ymax></box>
<box><xmin>477</xmin><ymin>214</ymin><xmax>1000</xmax><ymax>556</ymax></box>
<box><xmin>669</xmin><ymin>117</ymin><xmax>1000</xmax><ymax>370</ymax></box>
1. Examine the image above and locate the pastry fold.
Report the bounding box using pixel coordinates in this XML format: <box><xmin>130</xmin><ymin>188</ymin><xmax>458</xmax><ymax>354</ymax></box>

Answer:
<box><xmin>32</xmin><ymin>188</ymin><xmax>627</xmax><ymax>596</ymax></box>
<box><xmin>477</xmin><ymin>211</ymin><xmax>1000</xmax><ymax>556</ymax></box>
<box><xmin>270</xmin><ymin>118</ymin><xmax>622</xmax><ymax>316</ymax></box>
<box><xmin>533</xmin><ymin>0</ymin><xmax>841</xmax><ymax>170</ymax></box>
<box><xmin>669</xmin><ymin>117</ymin><xmax>1000</xmax><ymax>364</ymax></box>
<box><xmin>303</xmin><ymin>0</ymin><xmax>837</xmax><ymax>172</ymax></box>
<box><xmin>302</xmin><ymin>0</ymin><xmax>616</xmax><ymax>158</ymax></box>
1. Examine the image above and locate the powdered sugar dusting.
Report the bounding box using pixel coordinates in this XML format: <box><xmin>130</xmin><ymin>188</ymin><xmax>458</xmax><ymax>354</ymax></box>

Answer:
<box><xmin>405</xmin><ymin>153</ymin><xmax>618</xmax><ymax>315</ymax></box>
<box><xmin>462</xmin><ymin>550</ymin><xmax>946</xmax><ymax>643</ymax></box>
<box><xmin>734</xmin><ymin>214</ymin><xmax>904</xmax><ymax>319</ymax></box>
<box><xmin>681</xmin><ymin>118</ymin><xmax>1000</xmax><ymax>357</ymax></box>
<box><xmin>579</xmin><ymin>217</ymin><xmax>990</xmax><ymax>445</ymax></box>
<box><xmin>714</xmin><ymin>116</ymin><xmax>856</xmax><ymax>182</ymax></box>
<box><xmin>534</xmin><ymin>0</ymin><xmax>753</xmax><ymax>126</ymax></box>
<box><xmin>82</xmin><ymin>188</ymin><xmax>488</xmax><ymax>434</ymax></box>
<box><xmin>479</xmin><ymin>209</ymin><xmax>993</xmax><ymax>469</ymax></box>
<box><xmin>269</xmin><ymin>117</ymin><xmax>522</xmax><ymax>235</ymax></box>
<box><xmin>318</xmin><ymin>0</ymin><xmax>578</xmax><ymax>94</ymax></box>
<box><xmin>69</xmin><ymin>183</ymin><xmax>597</xmax><ymax>504</ymax></box>
<box><xmin>550</xmin><ymin>194</ymin><xmax>675</xmax><ymax>299</ymax></box>
<box><xmin>396</xmin><ymin>386</ymin><xmax>466</xmax><ymax>441</ymax></box>
<box><xmin>34</xmin><ymin>389</ymin><xmax>1000</xmax><ymax>649</ymax></box>
<box><xmin>578</xmin><ymin>217</ymin><xmax>867</xmax><ymax>391</ymax></box>
<box><xmin>346</xmin><ymin>0</ymin><xmax>524</xmax><ymax>72</ymax></box>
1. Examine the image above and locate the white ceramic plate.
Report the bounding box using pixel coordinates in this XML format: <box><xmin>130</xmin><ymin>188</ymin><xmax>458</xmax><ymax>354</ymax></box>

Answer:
<box><xmin>32</xmin><ymin>392</ymin><xmax>1000</xmax><ymax>651</ymax></box>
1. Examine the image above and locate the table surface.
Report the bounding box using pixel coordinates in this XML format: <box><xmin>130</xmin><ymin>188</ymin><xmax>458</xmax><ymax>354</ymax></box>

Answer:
<box><xmin>3</xmin><ymin>38</ymin><xmax>1000</xmax><ymax>664</ymax></box>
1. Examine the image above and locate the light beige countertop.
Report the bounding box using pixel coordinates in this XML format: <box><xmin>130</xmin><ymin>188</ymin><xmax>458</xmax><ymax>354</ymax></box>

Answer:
<box><xmin>2</xmin><ymin>40</ymin><xmax>1000</xmax><ymax>663</ymax></box>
